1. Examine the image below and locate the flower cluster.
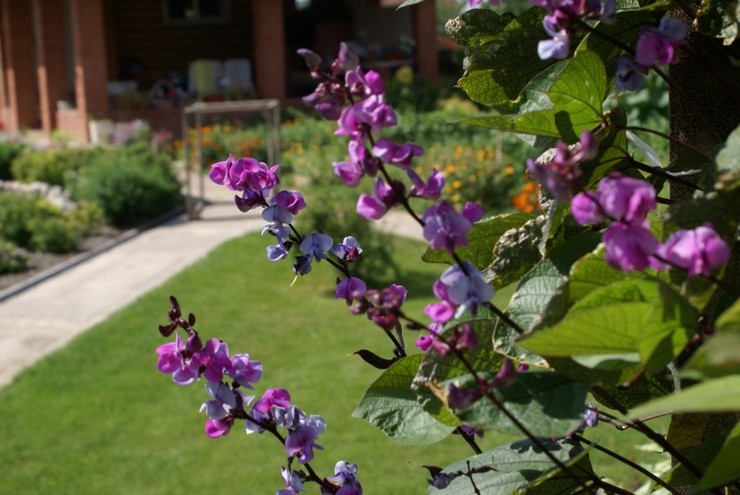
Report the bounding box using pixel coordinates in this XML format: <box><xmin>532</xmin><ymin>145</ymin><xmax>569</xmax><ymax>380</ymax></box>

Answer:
<box><xmin>447</xmin><ymin>359</ymin><xmax>519</xmax><ymax>410</ymax></box>
<box><xmin>615</xmin><ymin>17</ymin><xmax>688</xmax><ymax>90</ymax></box>
<box><xmin>156</xmin><ymin>298</ymin><xmax>362</xmax><ymax>494</ymax></box>
<box><xmin>571</xmin><ymin>173</ymin><xmax>730</xmax><ymax>274</ymax></box>
<box><xmin>533</xmin><ymin>0</ymin><xmax>616</xmax><ymax>60</ymax></box>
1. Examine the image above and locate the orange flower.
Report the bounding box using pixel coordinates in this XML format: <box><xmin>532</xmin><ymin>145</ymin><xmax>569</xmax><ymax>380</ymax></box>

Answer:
<box><xmin>512</xmin><ymin>181</ymin><xmax>541</xmax><ymax>213</ymax></box>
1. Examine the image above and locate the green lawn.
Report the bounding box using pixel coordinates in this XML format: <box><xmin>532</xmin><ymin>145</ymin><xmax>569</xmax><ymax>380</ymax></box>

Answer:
<box><xmin>0</xmin><ymin>232</ymin><xmax>668</xmax><ymax>494</ymax></box>
<box><xmin>0</xmin><ymin>233</ymin><xmax>518</xmax><ymax>494</ymax></box>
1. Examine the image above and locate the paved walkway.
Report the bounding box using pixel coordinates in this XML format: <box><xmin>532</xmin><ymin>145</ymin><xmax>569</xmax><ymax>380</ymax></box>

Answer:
<box><xmin>0</xmin><ymin>177</ymin><xmax>423</xmax><ymax>388</ymax></box>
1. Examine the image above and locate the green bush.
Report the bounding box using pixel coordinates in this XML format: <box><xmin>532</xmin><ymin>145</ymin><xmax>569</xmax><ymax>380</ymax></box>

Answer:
<box><xmin>73</xmin><ymin>149</ymin><xmax>182</xmax><ymax>228</ymax></box>
<box><xmin>0</xmin><ymin>193</ymin><xmax>66</xmax><ymax>248</ymax></box>
<box><xmin>0</xmin><ymin>240</ymin><xmax>27</xmax><ymax>274</ymax></box>
<box><xmin>28</xmin><ymin>218</ymin><xmax>78</xmax><ymax>254</ymax></box>
<box><xmin>0</xmin><ymin>141</ymin><xmax>26</xmax><ymax>180</ymax></box>
<box><xmin>10</xmin><ymin>147</ymin><xmax>103</xmax><ymax>186</ymax></box>
<box><xmin>66</xmin><ymin>201</ymin><xmax>105</xmax><ymax>238</ymax></box>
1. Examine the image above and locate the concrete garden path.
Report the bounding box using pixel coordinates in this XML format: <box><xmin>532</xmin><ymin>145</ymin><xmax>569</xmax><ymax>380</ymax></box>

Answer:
<box><xmin>0</xmin><ymin>178</ymin><xmax>424</xmax><ymax>388</ymax></box>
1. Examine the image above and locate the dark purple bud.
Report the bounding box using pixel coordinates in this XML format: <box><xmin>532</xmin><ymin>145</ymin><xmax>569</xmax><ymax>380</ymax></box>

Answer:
<box><xmin>490</xmin><ymin>359</ymin><xmax>517</xmax><ymax>389</ymax></box>
<box><xmin>188</xmin><ymin>313</ymin><xmax>196</xmax><ymax>326</ymax></box>
<box><xmin>293</xmin><ymin>255</ymin><xmax>313</xmax><ymax>276</ymax></box>
<box><xmin>158</xmin><ymin>323</ymin><xmax>176</xmax><ymax>337</ymax></box>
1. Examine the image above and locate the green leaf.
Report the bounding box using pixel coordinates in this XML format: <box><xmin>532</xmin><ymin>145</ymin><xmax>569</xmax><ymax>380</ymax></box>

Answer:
<box><xmin>567</xmin><ymin>247</ymin><xmax>647</xmax><ymax>305</ymax></box>
<box><xmin>353</xmin><ymin>355</ymin><xmax>456</xmax><ymax>445</ymax></box>
<box><xmin>696</xmin><ymin>0</ymin><xmax>740</xmax><ymax>45</ymax></box>
<box><xmin>427</xmin><ymin>438</ymin><xmax>592</xmax><ymax>495</ymax></box>
<box><xmin>422</xmin><ymin>212</ymin><xmax>536</xmax><ymax>269</ymax></box>
<box><xmin>629</xmin><ymin>375</ymin><xmax>740</xmax><ymax>419</ymax></box>
<box><xmin>519</xmin><ymin>279</ymin><xmax>697</xmax><ymax>376</ymax></box>
<box><xmin>681</xmin><ymin>301</ymin><xmax>740</xmax><ymax>379</ymax></box>
<box><xmin>452</xmin><ymin>372</ymin><xmax>590</xmax><ymax>437</ymax></box>
<box><xmin>464</xmin><ymin>51</ymin><xmax>608</xmax><ymax>142</ymax></box>
<box><xmin>694</xmin><ymin>422</ymin><xmax>740</xmax><ymax>492</ymax></box>
<box><xmin>454</xmin><ymin>8</ymin><xmax>557</xmax><ymax>107</ymax></box>
<box><xmin>488</xmin><ymin>213</ymin><xmax>547</xmax><ymax>290</ymax></box>
<box><xmin>413</xmin><ymin>308</ymin><xmax>503</xmax><ymax>426</ymax></box>
<box><xmin>397</xmin><ymin>0</ymin><xmax>427</xmax><ymax>8</ymax></box>
<box><xmin>715</xmin><ymin>124</ymin><xmax>740</xmax><ymax>190</ymax></box>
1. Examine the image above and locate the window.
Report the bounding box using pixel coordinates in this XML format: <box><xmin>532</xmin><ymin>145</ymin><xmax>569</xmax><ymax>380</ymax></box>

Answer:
<box><xmin>164</xmin><ymin>0</ymin><xmax>229</xmax><ymax>24</ymax></box>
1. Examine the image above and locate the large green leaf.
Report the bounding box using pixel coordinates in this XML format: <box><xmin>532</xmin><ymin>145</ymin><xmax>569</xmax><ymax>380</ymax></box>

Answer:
<box><xmin>353</xmin><ymin>355</ymin><xmax>456</xmax><ymax>444</ymax></box>
<box><xmin>694</xmin><ymin>421</ymin><xmax>740</xmax><ymax>492</ymax></box>
<box><xmin>519</xmin><ymin>279</ymin><xmax>697</xmax><ymax>376</ymax></box>
<box><xmin>629</xmin><ymin>375</ymin><xmax>740</xmax><ymax>419</ymax></box>
<box><xmin>487</xmin><ymin>213</ymin><xmax>547</xmax><ymax>290</ymax></box>
<box><xmin>715</xmin><ymin>123</ymin><xmax>740</xmax><ymax>190</ymax></box>
<box><xmin>451</xmin><ymin>371</ymin><xmax>590</xmax><ymax>437</ymax></box>
<box><xmin>464</xmin><ymin>51</ymin><xmax>608</xmax><ymax>142</ymax></box>
<box><xmin>422</xmin><ymin>212</ymin><xmax>536</xmax><ymax>269</ymax></box>
<box><xmin>427</xmin><ymin>438</ymin><xmax>593</xmax><ymax>494</ymax></box>
<box><xmin>567</xmin><ymin>247</ymin><xmax>647</xmax><ymax>304</ymax></box>
<box><xmin>454</xmin><ymin>8</ymin><xmax>557</xmax><ymax>107</ymax></box>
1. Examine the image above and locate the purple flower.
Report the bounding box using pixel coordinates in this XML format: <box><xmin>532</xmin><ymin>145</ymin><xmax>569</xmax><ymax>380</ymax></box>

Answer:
<box><xmin>204</xmin><ymin>418</ymin><xmax>233</xmax><ymax>438</ymax></box>
<box><xmin>200</xmin><ymin>338</ymin><xmax>233</xmax><ymax>382</ymax></box>
<box><xmin>156</xmin><ymin>332</ymin><xmax>204</xmax><ymax>385</ymax></box>
<box><xmin>200</xmin><ymin>381</ymin><xmax>245</xmax><ymax>420</ymax></box>
<box><xmin>490</xmin><ymin>358</ymin><xmax>518</xmax><ymax>388</ymax></box>
<box><xmin>274</xmin><ymin>190</ymin><xmax>306</xmax><ymax>215</ymax></box>
<box><xmin>346</xmin><ymin>67</ymin><xmax>384</xmax><ymax>97</ymax></box>
<box><xmin>527</xmin><ymin>131</ymin><xmax>596</xmax><ymax>201</ymax></box>
<box><xmin>225</xmin><ymin>353</ymin><xmax>263</xmax><ymax>389</ymax></box>
<box><xmin>571</xmin><ymin>191</ymin><xmax>604</xmax><ymax>225</ymax></box>
<box><xmin>247</xmin><ymin>388</ymin><xmax>293</xmax><ymax>434</ymax></box>
<box><xmin>597</xmin><ymin>174</ymin><xmax>656</xmax><ymax>223</ymax></box>
<box><xmin>582</xmin><ymin>404</ymin><xmax>599</xmax><ymax>428</ymax></box>
<box><xmin>299</xmin><ymin>232</ymin><xmax>334</xmax><ymax>262</ymax></box>
<box><xmin>331</xmin><ymin>236</ymin><xmax>363</xmax><ymax>263</ymax></box>
<box><xmin>276</xmin><ymin>467</ymin><xmax>305</xmax><ymax>495</ymax></box>
<box><xmin>603</xmin><ymin>220</ymin><xmax>659</xmax><ymax>272</ymax></box>
<box><xmin>408</xmin><ymin>168</ymin><xmax>445</xmax><ymax>200</ymax></box>
<box><xmin>356</xmin><ymin>179</ymin><xmax>402</xmax><ymax>220</ymax></box>
<box><xmin>285</xmin><ymin>422</ymin><xmax>325</xmax><ymax>463</ymax></box>
<box><xmin>448</xmin><ymin>382</ymin><xmax>483</xmax><ymax>409</ymax></box>
<box><xmin>330</xmin><ymin>461</ymin><xmax>363</xmax><ymax>495</ymax></box>
<box><xmin>335</xmin><ymin>276</ymin><xmax>368</xmax><ymax>305</ymax></box>
<box><xmin>365</xmin><ymin>284</ymin><xmax>408</xmax><ymax>330</ymax></box>
<box><xmin>635</xmin><ymin>18</ymin><xmax>687</xmax><ymax>67</ymax></box>
<box><xmin>538</xmin><ymin>18</ymin><xmax>570</xmax><ymax>60</ymax></box>
<box><xmin>615</xmin><ymin>57</ymin><xmax>646</xmax><ymax>91</ymax></box>
<box><xmin>655</xmin><ymin>225</ymin><xmax>730</xmax><ymax>276</ymax></box>
<box><xmin>372</xmin><ymin>138</ymin><xmax>423</xmax><ymax>169</ymax></box>
<box><xmin>422</xmin><ymin>201</ymin><xmax>484</xmax><ymax>252</ymax></box>
<box><xmin>439</xmin><ymin>262</ymin><xmax>494</xmax><ymax>317</ymax></box>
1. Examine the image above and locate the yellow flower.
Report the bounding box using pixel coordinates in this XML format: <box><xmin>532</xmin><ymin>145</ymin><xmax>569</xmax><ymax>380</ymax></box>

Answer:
<box><xmin>452</xmin><ymin>180</ymin><xmax>462</xmax><ymax>189</ymax></box>
<box><xmin>452</xmin><ymin>193</ymin><xmax>462</xmax><ymax>203</ymax></box>
<box><xmin>395</xmin><ymin>65</ymin><xmax>414</xmax><ymax>85</ymax></box>
<box><xmin>503</xmin><ymin>166</ymin><xmax>515</xmax><ymax>175</ymax></box>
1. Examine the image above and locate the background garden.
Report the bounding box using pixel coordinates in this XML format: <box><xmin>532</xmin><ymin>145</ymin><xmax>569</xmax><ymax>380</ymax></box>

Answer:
<box><xmin>0</xmin><ymin>55</ymin><xmax>673</xmax><ymax>492</ymax></box>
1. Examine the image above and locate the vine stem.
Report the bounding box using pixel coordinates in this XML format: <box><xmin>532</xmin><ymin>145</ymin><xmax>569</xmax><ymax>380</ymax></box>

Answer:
<box><xmin>620</xmin><ymin>125</ymin><xmax>712</xmax><ymax>161</ymax></box>
<box><xmin>618</xmin><ymin>154</ymin><xmax>704</xmax><ymax>192</ymax></box>
<box><xmin>571</xmin><ymin>433</ymin><xmax>684</xmax><ymax>495</ymax></box>
<box><xmin>591</xmin><ymin>386</ymin><xmax>706</xmax><ymax>481</ymax></box>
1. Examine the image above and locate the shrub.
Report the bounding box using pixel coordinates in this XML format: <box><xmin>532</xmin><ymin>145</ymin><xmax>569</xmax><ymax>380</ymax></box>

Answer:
<box><xmin>73</xmin><ymin>150</ymin><xmax>182</xmax><ymax>228</ymax></box>
<box><xmin>10</xmin><ymin>147</ymin><xmax>103</xmax><ymax>187</ymax></box>
<box><xmin>28</xmin><ymin>218</ymin><xmax>78</xmax><ymax>253</ymax></box>
<box><xmin>0</xmin><ymin>141</ymin><xmax>26</xmax><ymax>180</ymax></box>
<box><xmin>66</xmin><ymin>201</ymin><xmax>105</xmax><ymax>238</ymax></box>
<box><xmin>0</xmin><ymin>193</ymin><xmax>66</xmax><ymax>248</ymax></box>
<box><xmin>0</xmin><ymin>240</ymin><xmax>27</xmax><ymax>275</ymax></box>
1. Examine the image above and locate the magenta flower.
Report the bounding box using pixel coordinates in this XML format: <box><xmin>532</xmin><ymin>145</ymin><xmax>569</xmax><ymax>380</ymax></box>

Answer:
<box><xmin>603</xmin><ymin>220</ymin><xmax>659</xmax><ymax>272</ymax></box>
<box><xmin>156</xmin><ymin>332</ymin><xmax>204</xmax><ymax>385</ymax></box>
<box><xmin>422</xmin><ymin>201</ymin><xmax>483</xmax><ymax>252</ymax></box>
<box><xmin>527</xmin><ymin>131</ymin><xmax>596</xmax><ymax>201</ymax></box>
<box><xmin>346</xmin><ymin>67</ymin><xmax>384</xmax><ymax>97</ymax></box>
<box><xmin>635</xmin><ymin>17</ymin><xmax>687</xmax><ymax>67</ymax></box>
<box><xmin>365</xmin><ymin>284</ymin><xmax>408</xmax><ymax>330</ymax></box>
<box><xmin>408</xmin><ymin>168</ymin><xmax>445</xmax><ymax>200</ymax></box>
<box><xmin>571</xmin><ymin>191</ymin><xmax>604</xmax><ymax>225</ymax></box>
<box><xmin>200</xmin><ymin>338</ymin><xmax>233</xmax><ymax>382</ymax></box>
<box><xmin>372</xmin><ymin>138</ymin><xmax>423</xmax><ymax>169</ymax></box>
<box><xmin>655</xmin><ymin>225</ymin><xmax>730</xmax><ymax>276</ymax></box>
<box><xmin>597</xmin><ymin>174</ymin><xmax>656</xmax><ymax>223</ymax></box>
<box><xmin>204</xmin><ymin>418</ymin><xmax>233</xmax><ymax>438</ymax></box>
<box><xmin>274</xmin><ymin>190</ymin><xmax>306</xmax><ymax>215</ymax></box>
<box><xmin>356</xmin><ymin>178</ymin><xmax>401</xmax><ymax>220</ymax></box>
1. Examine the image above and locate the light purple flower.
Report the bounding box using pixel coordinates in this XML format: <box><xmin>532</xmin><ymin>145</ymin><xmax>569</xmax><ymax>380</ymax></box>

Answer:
<box><xmin>276</xmin><ymin>467</ymin><xmax>305</xmax><ymax>495</ymax></box>
<box><xmin>603</xmin><ymin>220</ymin><xmax>659</xmax><ymax>272</ymax></box>
<box><xmin>274</xmin><ymin>190</ymin><xmax>306</xmax><ymax>215</ymax></box>
<box><xmin>422</xmin><ymin>201</ymin><xmax>483</xmax><ymax>252</ymax></box>
<box><xmin>200</xmin><ymin>381</ymin><xmax>240</xmax><ymax>420</ymax></box>
<box><xmin>299</xmin><ymin>232</ymin><xmax>333</xmax><ymax>262</ymax></box>
<box><xmin>438</xmin><ymin>262</ymin><xmax>494</xmax><ymax>317</ymax></box>
<box><xmin>538</xmin><ymin>19</ymin><xmax>570</xmax><ymax>60</ymax></box>
<box><xmin>655</xmin><ymin>225</ymin><xmax>730</xmax><ymax>276</ymax></box>
<box><xmin>285</xmin><ymin>423</ymin><xmax>324</xmax><ymax>464</ymax></box>
<box><xmin>201</xmin><ymin>338</ymin><xmax>232</xmax><ymax>382</ymax></box>
<box><xmin>527</xmin><ymin>131</ymin><xmax>596</xmax><ymax>201</ymax></box>
<box><xmin>330</xmin><ymin>461</ymin><xmax>363</xmax><ymax>495</ymax></box>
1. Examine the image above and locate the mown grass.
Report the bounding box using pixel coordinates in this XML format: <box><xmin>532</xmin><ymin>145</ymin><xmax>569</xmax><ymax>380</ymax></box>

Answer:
<box><xmin>0</xmin><ymin>233</ymin><xmax>518</xmax><ymax>495</ymax></box>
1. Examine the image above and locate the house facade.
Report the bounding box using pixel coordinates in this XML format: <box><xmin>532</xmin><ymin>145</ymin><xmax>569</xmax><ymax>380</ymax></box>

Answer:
<box><xmin>0</xmin><ymin>0</ymin><xmax>438</xmax><ymax>143</ymax></box>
